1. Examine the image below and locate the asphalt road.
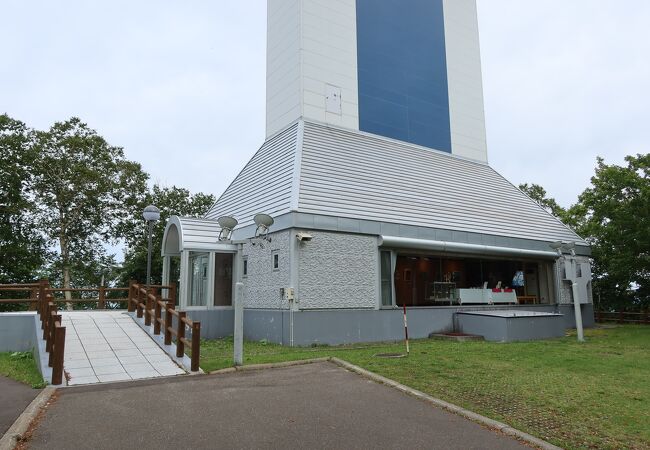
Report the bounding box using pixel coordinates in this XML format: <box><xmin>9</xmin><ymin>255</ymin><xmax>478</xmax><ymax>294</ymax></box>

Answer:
<box><xmin>26</xmin><ymin>362</ymin><xmax>527</xmax><ymax>450</ymax></box>
<box><xmin>0</xmin><ymin>375</ymin><xmax>40</xmax><ymax>435</ymax></box>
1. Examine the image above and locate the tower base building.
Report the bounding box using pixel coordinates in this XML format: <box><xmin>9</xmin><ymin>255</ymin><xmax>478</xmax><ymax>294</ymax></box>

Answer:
<box><xmin>161</xmin><ymin>0</ymin><xmax>593</xmax><ymax>344</ymax></box>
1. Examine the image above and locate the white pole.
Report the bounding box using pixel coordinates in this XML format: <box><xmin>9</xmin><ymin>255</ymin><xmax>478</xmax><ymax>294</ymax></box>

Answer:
<box><xmin>234</xmin><ymin>282</ymin><xmax>244</xmax><ymax>366</ymax></box>
<box><xmin>402</xmin><ymin>303</ymin><xmax>410</xmax><ymax>355</ymax></box>
<box><xmin>569</xmin><ymin>255</ymin><xmax>585</xmax><ymax>342</ymax></box>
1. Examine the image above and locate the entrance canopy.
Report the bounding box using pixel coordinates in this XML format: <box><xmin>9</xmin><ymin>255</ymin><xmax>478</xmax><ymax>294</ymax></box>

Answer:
<box><xmin>162</xmin><ymin>216</ymin><xmax>238</xmax><ymax>256</ymax></box>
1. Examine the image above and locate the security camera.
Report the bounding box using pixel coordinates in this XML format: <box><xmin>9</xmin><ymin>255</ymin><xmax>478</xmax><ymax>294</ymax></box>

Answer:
<box><xmin>296</xmin><ymin>232</ymin><xmax>313</xmax><ymax>242</ymax></box>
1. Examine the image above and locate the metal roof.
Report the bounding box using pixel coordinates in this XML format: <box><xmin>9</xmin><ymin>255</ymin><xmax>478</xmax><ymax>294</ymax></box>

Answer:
<box><xmin>161</xmin><ymin>216</ymin><xmax>237</xmax><ymax>255</ymax></box>
<box><xmin>204</xmin><ymin>122</ymin><xmax>299</xmax><ymax>226</ymax></box>
<box><xmin>204</xmin><ymin>119</ymin><xmax>587</xmax><ymax>247</ymax></box>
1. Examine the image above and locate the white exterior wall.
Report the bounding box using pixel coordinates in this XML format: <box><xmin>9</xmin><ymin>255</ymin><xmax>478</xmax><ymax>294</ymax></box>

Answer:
<box><xmin>266</xmin><ymin>0</ymin><xmax>359</xmax><ymax>138</ymax></box>
<box><xmin>267</xmin><ymin>0</ymin><xmax>487</xmax><ymax>158</ymax></box>
<box><xmin>298</xmin><ymin>231</ymin><xmax>378</xmax><ymax>309</ymax></box>
<box><xmin>242</xmin><ymin>230</ymin><xmax>292</xmax><ymax>309</ymax></box>
<box><xmin>300</xmin><ymin>0</ymin><xmax>359</xmax><ymax>131</ymax></box>
<box><xmin>267</xmin><ymin>0</ymin><xmax>302</xmax><ymax>137</ymax></box>
<box><xmin>443</xmin><ymin>0</ymin><xmax>488</xmax><ymax>162</ymax></box>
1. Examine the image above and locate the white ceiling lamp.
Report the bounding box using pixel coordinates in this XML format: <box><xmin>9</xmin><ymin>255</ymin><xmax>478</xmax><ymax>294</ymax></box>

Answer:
<box><xmin>217</xmin><ymin>216</ymin><xmax>238</xmax><ymax>241</ymax></box>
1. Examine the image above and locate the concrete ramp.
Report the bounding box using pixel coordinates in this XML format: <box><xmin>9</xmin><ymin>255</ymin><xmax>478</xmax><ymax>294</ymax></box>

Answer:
<box><xmin>62</xmin><ymin>311</ymin><xmax>186</xmax><ymax>385</ymax></box>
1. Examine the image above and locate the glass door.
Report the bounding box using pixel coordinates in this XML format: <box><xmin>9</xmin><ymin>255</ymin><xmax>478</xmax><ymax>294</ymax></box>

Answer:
<box><xmin>189</xmin><ymin>252</ymin><xmax>209</xmax><ymax>306</ymax></box>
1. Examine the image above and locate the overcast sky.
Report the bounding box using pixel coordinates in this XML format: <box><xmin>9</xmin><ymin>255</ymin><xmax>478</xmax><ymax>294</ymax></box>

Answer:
<box><xmin>2</xmin><ymin>0</ymin><xmax>649</xmax><ymax>209</ymax></box>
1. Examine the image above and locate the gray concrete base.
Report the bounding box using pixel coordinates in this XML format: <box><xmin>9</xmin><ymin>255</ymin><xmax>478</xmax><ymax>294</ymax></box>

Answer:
<box><xmin>180</xmin><ymin>303</ymin><xmax>594</xmax><ymax>346</ymax></box>
<box><xmin>456</xmin><ymin>311</ymin><xmax>565</xmax><ymax>342</ymax></box>
<box><xmin>0</xmin><ymin>312</ymin><xmax>38</xmax><ymax>352</ymax></box>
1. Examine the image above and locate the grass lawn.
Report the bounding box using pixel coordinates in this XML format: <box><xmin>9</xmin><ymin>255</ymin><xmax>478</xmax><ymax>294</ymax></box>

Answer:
<box><xmin>199</xmin><ymin>325</ymin><xmax>649</xmax><ymax>450</ymax></box>
<box><xmin>0</xmin><ymin>351</ymin><xmax>46</xmax><ymax>389</ymax></box>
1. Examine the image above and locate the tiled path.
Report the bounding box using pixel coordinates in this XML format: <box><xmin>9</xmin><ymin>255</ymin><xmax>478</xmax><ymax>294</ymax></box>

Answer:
<box><xmin>61</xmin><ymin>311</ymin><xmax>186</xmax><ymax>386</ymax></box>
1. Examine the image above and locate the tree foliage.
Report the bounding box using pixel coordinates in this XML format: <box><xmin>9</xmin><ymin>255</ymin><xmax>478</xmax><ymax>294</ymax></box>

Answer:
<box><xmin>0</xmin><ymin>114</ymin><xmax>47</xmax><ymax>284</ymax></box>
<box><xmin>574</xmin><ymin>154</ymin><xmax>649</xmax><ymax>310</ymax></box>
<box><xmin>519</xmin><ymin>183</ymin><xmax>570</xmax><ymax>224</ymax></box>
<box><xmin>521</xmin><ymin>154</ymin><xmax>650</xmax><ymax>311</ymax></box>
<box><xmin>118</xmin><ymin>185</ymin><xmax>215</xmax><ymax>286</ymax></box>
<box><xmin>30</xmin><ymin>117</ymin><xmax>148</xmax><ymax>295</ymax></box>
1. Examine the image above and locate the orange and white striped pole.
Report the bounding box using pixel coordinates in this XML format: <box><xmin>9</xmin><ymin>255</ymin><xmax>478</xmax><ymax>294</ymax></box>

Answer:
<box><xmin>403</xmin><ymin>303</ymin><xmax>410</xmax><ymax>355</ymax></box>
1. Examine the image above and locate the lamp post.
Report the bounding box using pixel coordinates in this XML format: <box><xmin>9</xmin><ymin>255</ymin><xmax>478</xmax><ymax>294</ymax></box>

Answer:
<box><xmin>143</xmin><ymin>205</ymin><xmax>161</xmax><ymax>288</ymax></box>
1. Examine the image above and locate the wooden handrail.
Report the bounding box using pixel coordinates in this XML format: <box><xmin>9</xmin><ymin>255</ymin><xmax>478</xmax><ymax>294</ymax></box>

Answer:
<box><xmin>596</xmin><ymin>310</ymin><xmax>650</xmax><ymax>325</ymax></box>
<box><xmin>129</xmin><ymin>282</ymin><xmax>200</xmax><ymax>372</ymax></box>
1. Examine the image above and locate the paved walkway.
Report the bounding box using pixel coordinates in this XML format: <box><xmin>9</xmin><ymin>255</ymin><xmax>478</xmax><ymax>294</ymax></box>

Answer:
<box><xmin>0</xmin><ymin>376</ymin><xmax>40</xmax><ymax>435</ymax></box>
<box><xmin>26</xmin><ymin>362</ymin><xmax>526</xmax><ymax>449</ymax></box>
<box><xmin>62</xmin><ymin>311</ymin><xmax>185</xmax><ymax>385</ymax></box>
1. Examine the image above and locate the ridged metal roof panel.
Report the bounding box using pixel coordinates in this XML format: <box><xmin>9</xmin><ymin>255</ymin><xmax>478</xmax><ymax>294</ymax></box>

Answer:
<box><xmin>297</xmin><ymin>121</ymin><xmax>586</xmax><ymax>244</ymax></box>
<box><xmin>204</xmin><ymin>123</ymin><xmax>299</xmax><ymax>226</ymax></box>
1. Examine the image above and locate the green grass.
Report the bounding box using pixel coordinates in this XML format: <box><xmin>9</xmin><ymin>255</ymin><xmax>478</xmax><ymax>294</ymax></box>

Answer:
<box><xmin>199</xmin><ymin>326</ymin><xmax>650</xmax><ymax>450</ymax></box>
<box><xmin>0</xmin><ymin>351</ymin><xmax>47</xmax><ymax>389</ymax></box>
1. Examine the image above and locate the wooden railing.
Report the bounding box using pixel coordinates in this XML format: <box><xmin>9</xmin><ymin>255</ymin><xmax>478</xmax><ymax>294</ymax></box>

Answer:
<box><xmin>41</xmin><ymin>295</ymin><xmax>66</xmax><ymax>385</ymax></box>
<box><xmin>0</xmin><ymin>280</ymin><xmax>66</xmax><ymax>385</ymax></box>
<box><xmin>128</xmin><ymin>283</ymin><xmax>200</xmax><ymax>372</ymax></box>
<box><xmin>0</xmin><ymin>281</ymin><xmax>46</xmax><ymax>311</ymax></box>
<box><xmin>45</xmin><ymin>286</ymin><xmax>131</xmax><ymax>309</ymax></box>
<box><xmin>2</xmin><ymin>279</ymin><xmax>200</xmax><ymax>378</ymax></box>
<box><xmin>596</xmin><ymin>310</ymin><xmax>650</xmax><ymax>325</ymax></box>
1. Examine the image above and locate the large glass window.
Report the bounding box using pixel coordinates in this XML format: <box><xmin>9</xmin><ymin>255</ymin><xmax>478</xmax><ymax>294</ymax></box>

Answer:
<box><xmin>356</xmin><ymin>0</ymin><xmax>452</xmax><ymax>152</ymax></box>
<box><xmin>380</xmin><ymin>251</ymin><xmax>393</xmax><ymax>307</ymax></box>
<box><xmin>392</xmin><ymin>255</ymin><xmax>549</xmax><ymax>307</ymax></box>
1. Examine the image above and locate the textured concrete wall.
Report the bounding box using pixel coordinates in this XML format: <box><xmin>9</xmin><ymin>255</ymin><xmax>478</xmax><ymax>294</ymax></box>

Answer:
<box><xmin>0</xmin><ymin>313</ymin><xmax>38</xmax><ymax>352</ymax></box>
<box><xmin>242</xmin><ymin>230</ymin><xmax>291</xmax><ymax>309</ymax></box>
<box><xmin>298</xmin><ymin>231</ymin><xmax>378</xmax><ymax>309</ymax></box>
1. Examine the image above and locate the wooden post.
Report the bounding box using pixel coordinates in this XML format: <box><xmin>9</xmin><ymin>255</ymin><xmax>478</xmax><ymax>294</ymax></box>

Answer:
<box><xmin>596</xmin><ymin>310</ymin><xmax>601</xmax><ymax>323</ymax></box>
<box><xmin>128</xmin><ymin>281</ymin><xmax>136</xmax><ymax>312</ymax></box>
<box><xmin>38</xmin><ymin>279</ymin><xmax>48</xmax><ymax>317</ymax></box>
<box><xmin>619</xmin><ymin>310</ymin><xmax>625</xmax><ymax>324</ymax></box>
<box><xmin>191</xmin><ymin>322</ymin><xmax>201</xmax><ymax>372</ymax></box>
<box><xmin>145</xmin><ymin>293</ymin><xmax>152</xmax><ymax>326</ymax></box>
<box><xmin>98</xmin><ymin>285</ymin><xmax>106</xmax><ymax>310</ymax></box>
<box><xmin>43</xmin><ymin>302</ymin><xmax>53</xmax><ymax>340</ymax></box>
<box><xmin>136</xmin><ymin>287</ymin><xmax>143</xmax><ymax>319</ymax></box>
<box><xmin>177</xmin><ymin>312</ymin><xmax>186</xmax><ymax>357</ymax></box>
<box><xmin>48</xmin><ymin>314</ymin><xmax>60</xmax><ymax>366</ymax></box>
<box><xmin>52</xmin><ymin>324</ymin><xmax>66</xmax><ymax>385</ymax></box>
<box><xmin>645</xmin><ymin>311</ymin><xmax>650</xmax><ymax>325</ymax></box>
<box><xmin>154</xmin><ymin>294</ymin><xmax>162</xmax><ymax>335</ymax></box>
<box><xmin>164</xmin><ymin>302</ymin><xmax>173</xmax><ymax>345</ymax></box>
<box><xmin>169</xmin><ymin>283</ymin><xmax>177</xmax><ymax>306</ymax></box>
<box><xmin>29</xmin><ymin>287</ymin><xmax>37</xmax><ymax>311</ymax></box>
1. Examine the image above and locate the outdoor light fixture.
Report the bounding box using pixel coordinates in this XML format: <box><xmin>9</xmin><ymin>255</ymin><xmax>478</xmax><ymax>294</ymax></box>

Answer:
<box><xmin>550</xmin><ymin>240</ymin><xmax>584</xmax><ymax>342</ymax></box>
<box><xmin>217</xmin><ymin>216</ymin><xmax>238</xmax><ymax>241</ymax></box>
<box><xmin>296</xmin><ymin>232</ymin><xmax>313</xmax><ymax>242</ymax></box>
<box><xmin>254</xmin><ymin>213</ymin><xmax>274</xmax><ymax>239</ymax></box>
<box><xmin>251</xmin><ymin>213</ymin><xmax>274</xmax><ymax>248</ymax></box>
<box><xmin>142</xmin><ymin>205</ymin><xmax>161</xmax><ymax>288</ymax></box>
<box><xmin>550</xmin><ymin>241</ymin><xmax>563</xmax><ymax>254</ymax></box>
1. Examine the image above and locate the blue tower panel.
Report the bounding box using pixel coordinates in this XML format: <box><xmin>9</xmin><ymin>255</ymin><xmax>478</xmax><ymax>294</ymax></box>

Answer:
<box><xmin>356</xmin><ymin>0</ymin><xmax>452</xmax><ymax>153</ymax></box>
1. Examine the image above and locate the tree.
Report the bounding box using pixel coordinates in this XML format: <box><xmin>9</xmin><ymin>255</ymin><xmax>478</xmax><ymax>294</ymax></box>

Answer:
<box><xmin>118</xmin><ymin>185</ymin><xmax>215</xmax><ymax>286</ymax></box>
<box><xmin>574</xmin><ymin>154</ymin><xmax>650</xmax><ymax>310</ymax></box>
<box><xmin>0</xmin><ymin>114</ymin><xmax>47</xmax><ymax>285</ymax></box>
<box><xmin>31</xmin><ymin>117</ymin><xmax>148</xmax><ymax>302</ymax></box>
<box><xmin>518</xmin><ymin>183</ymin><xmax>570</xmax><ymax>223</ymax></box>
